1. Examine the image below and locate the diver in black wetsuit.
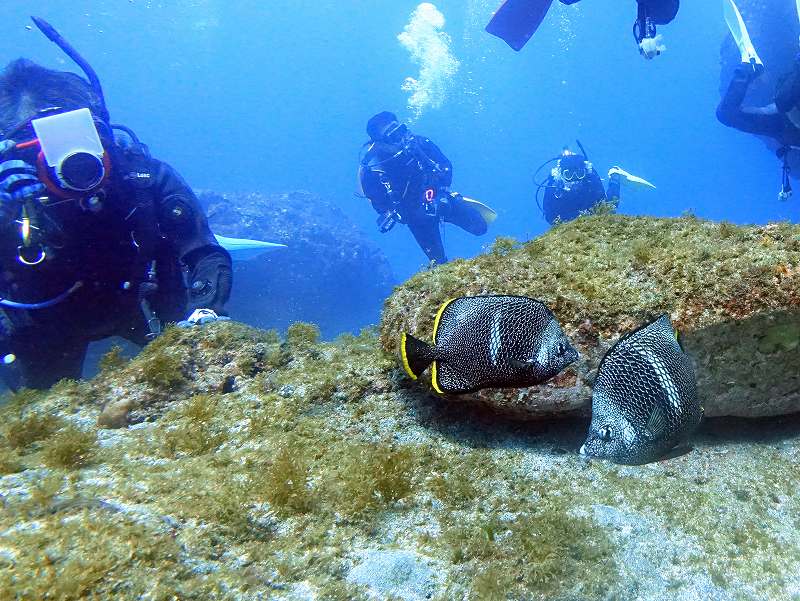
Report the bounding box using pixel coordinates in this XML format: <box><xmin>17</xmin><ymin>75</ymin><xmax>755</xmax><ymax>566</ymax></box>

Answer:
<box><xmin>717</xmin><ymin>59</ymin><xmax>800</xmax><ymax>199</ymax></box>
<box><xmin>0</xmin><ymin>19</ymin><xmax>232</xmax><ymax>390</ymax></box>
<box><xmin>358</xmin><ymin>111</ymin><xmax>491</xmax><ymax>265</ymax></box>
<box><xmin>538</xmin><ymin>150</ymin><xmax>622</xmax><ymax>225</ymax></box>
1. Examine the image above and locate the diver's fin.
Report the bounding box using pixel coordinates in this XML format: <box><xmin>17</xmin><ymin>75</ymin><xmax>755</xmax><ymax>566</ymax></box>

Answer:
<box><xmin>461</xmin><ymin>196</ymin><xmax>498</xmax><ymax>225</ymax></box>
<box><xmin>485</xmin><ymin>0</ymin><xmax>555</xmax><ymax>51</ymax></box>
<box><xmin>400</xmin><ymin>333</ymin><xmax>437</xmax><ymax>380</ymax></box>
<box><xmin>723</xmin><ymin>0</ymin><xmax>763</xmax><ymax>67</ymax></box>
<box><xmin>644</xmin><ymin>405</ymin><xmax>667</xmax><ymax>441</ymax></box>
<box><xmin>608</xmin><ymin>167</ymin><xmax>656</xmax><ymax>190</ymax></box>
<box><xmin>214</xmin><ymin>234</ymin><xmax>287</xmax><ymax>261</ymax></box>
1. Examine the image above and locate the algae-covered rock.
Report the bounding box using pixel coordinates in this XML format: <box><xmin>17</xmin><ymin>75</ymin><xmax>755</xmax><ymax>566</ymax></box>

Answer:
<box><xmin>199</xmin><ymin>190</ymin><xmax>394</xmax><ymax>336</ymax></box>
<box><xmin>380</xmin><ymin>215</ymin><xmax>800</xmax><ymax>418</ymax></box>
<box><xmin>4</xmin><ymin>320</ymin><xmax>800</xmax><ymax>599</ymax></box>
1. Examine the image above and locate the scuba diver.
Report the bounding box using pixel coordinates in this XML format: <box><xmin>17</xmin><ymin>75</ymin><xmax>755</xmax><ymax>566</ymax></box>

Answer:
<box><xmin>357</xmin><ymin>111</ymin><xmax>496</xmax><ymax>264</ymax></box>
<box><xmin>717</xmin><ymin>0</ymin><xmax>800</xmax><ymax>200</ymax></box>
<box><xmin>0</xmin><ymin>17</ymin><xmax>233</xmax><ymax>390</ymax></box>
<box><xmin>535</xmin><ymin>143</ymin><xmax>655</xmax><ymax>225</ymax></box>
<box><xmin>486</xmin><ymin>0</ymin><xmax>679</xmax><ymax>59</ymax></box>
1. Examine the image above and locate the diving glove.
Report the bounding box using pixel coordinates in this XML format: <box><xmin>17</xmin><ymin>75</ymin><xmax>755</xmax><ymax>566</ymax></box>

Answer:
<box><xmin>0</xmin><ymin>140</ymin><xmax>45</xmax><ymax>224</ymax></box>
<box><xmin>177</xmin><ymin>308</ymin><xmax>232</xmax><ymax>328</ymax></box>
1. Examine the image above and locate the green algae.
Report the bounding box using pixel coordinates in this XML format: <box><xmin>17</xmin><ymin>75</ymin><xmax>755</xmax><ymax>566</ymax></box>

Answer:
<box><xmin>2</xmin><ymin>320</ymin><xmax>800</xmax><ymax>599</ymax></box>
<box><xmin>380</xmin><ymin>214</ymin><xmax>800</xmax><ymax>350</ymax></box>
<box><xmin>98</xmin><ymin>345</ymin><xmax>128</xmax><ymax>373</ymax></box>
<box><xmin>3</xmin><ymin>412</ymin><xmax>65</xmax><ymax>451</ymax></box>
<box><xmin>42</xmin><ymin>425</ymin><xmax>97</xmax><ymax>469</ymax></box>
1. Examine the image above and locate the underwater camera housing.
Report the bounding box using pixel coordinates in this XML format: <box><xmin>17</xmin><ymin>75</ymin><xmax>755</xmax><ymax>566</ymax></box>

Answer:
<box><xmin>31</xmin><ymin>108</ymin><xmax>109</xmax><ymax>196</ymax></box>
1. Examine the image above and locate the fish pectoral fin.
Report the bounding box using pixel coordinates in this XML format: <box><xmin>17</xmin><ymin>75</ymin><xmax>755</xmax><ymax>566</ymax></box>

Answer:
<box><xmin>644</xmin><ymin>405</ymin><xmax>667</xmax><ymax>441</ymax></box>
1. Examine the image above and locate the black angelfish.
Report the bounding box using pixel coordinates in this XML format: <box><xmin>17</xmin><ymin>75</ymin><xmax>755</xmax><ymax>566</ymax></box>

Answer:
<box><xmin>400</xmin><ymin>295</ymin><xmax>579</xmax><ymax>394</ymax></box>
<box><xmin>580</xmin><ymin>314</ymin><xmax>703</xmax><ymax>465</ymax></box>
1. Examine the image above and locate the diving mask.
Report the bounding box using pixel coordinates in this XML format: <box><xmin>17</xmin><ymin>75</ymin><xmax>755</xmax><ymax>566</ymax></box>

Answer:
<box><xmin>382</xmin><ymin>121</ymin><xmax>409</xmax><ymax>145</ymax></box>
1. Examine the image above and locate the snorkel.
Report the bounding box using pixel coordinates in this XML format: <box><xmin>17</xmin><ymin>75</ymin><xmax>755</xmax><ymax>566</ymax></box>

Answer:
<box><xmin>30</xmin><ymin>16</ymin><xmax>109</xmax><ymax>122</ymax></box>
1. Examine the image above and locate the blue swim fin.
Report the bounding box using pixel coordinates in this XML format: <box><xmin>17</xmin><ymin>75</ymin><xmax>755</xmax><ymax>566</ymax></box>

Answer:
<box><xmin>214</xmin><ymin>234</ymin><xmax>287</xmax><ymax>261</ymax></box>
<box><xmin>486</xmin><ymin>0</ymin><xmax>555</xmax><ymax>51</ymax></box>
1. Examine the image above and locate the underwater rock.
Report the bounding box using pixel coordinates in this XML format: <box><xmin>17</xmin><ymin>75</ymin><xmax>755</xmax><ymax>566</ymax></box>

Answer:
<box><xmin>199</xmin><ymin>190</ymin><xmax>395</xmax><ymax>337</ymax></box>
<box><xmin>380</xmin><ymin>215</ymin><xmax>800</xmax><ymax>418</ymax></box>
<box><xmin>347</xmin><ymin>549</ymin><xmax>437</xmax><ymax>601</ymax></box>
<box><xmin>4</xmin><ymin>318</ymin><xmax>800</xmax><ymax>599</ymax></box>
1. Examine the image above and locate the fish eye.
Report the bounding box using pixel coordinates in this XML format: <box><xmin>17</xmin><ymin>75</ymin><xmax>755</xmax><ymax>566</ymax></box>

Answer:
<box><xmin>599</xmin><ymin>425</ymin><xmax>614</xmax><ymax>441</ymax></box>
<box><xmin>557</xmin><ymin>342</ymin><xmax>566</xmax><ymax>355</ymax></box>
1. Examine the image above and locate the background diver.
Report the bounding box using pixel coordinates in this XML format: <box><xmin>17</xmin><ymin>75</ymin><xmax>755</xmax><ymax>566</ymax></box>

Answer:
<box><xmin>0</xmin><ymin>17</ymin><xmax>237</xmax><ymax>390</ymax></box>
<box><xmin>535</xmin><ymin>143</ymin><xmax>655</xmax><ymax>225</ymax></box>
<box><xmin>358</xmin><ymin>111</ymin><xmax>496</xmax><ymax>265</ymax></box>
<box><xmin>717</xmin><ymin>0</ymin><xmax>800</xmax><ymax>200</ymax></box>
<box><xmin>485</xmin><ymin>0</ymin><xmax>680</xmax><ymax>59</ymax></box>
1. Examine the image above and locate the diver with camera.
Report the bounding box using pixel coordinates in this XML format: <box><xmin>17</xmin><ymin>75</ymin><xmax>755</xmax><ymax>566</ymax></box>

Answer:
<box><xmin>535</xmin><ymin>142</ymin><xmax>655</xmax><ymax>225</ymax></box>
<box><xmin>357</xmin><ymin>111</ymin><xmax>495</xmax><ymax>265</ymax></box>
<box><xmin>0</xmin><ymin>17</ymin><xmax>232</xmax><ymax>390</ymax></box>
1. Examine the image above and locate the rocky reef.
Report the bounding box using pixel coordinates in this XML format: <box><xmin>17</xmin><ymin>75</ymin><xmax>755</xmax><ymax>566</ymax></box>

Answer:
<box><xmin>382</xmin><ymin>215</ymin><xmax>800</xmax><ymax>418</ymax></box>
<box><xmin>200</xmin><ymin>190</ymin><xmax>394</xmax><ymax>337</ymax></box>
<box><xmin>2</xmin><ymin>319</ymin><xmax>800</xmax><ymax>600</ymax></box>
<box><xmin>2</xmin><ymin>215</ymin><xmax>800</xmax><ymax>600</ymax></box>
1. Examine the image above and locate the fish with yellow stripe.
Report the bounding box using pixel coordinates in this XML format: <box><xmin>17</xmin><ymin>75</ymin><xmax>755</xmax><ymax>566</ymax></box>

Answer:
<box><xmin>401</xmin><ymin>295</ymin><xmax>579</xmax><ymax>394</ymax></box>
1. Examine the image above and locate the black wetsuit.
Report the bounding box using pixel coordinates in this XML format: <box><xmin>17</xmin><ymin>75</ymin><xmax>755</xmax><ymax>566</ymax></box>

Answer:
<box><xmin>542</xmin><ymin>168</ymin><xmax>620</xmax><ymax>225</ymax></box>
<box><xmin>636</xmin><ymin>0</ymin><xmax>679</xmax><ymax>25</ymax></box>
<box><xmin>0</xmin><ymin>142</ymin><xmax>232</xmax><ymax>389</ymax></box>
<box><xmin>559</xmin><ymin>0</ymin><xmax>679</xmax><ymax>25</ymax></box>
<box><xmin>360</xmin><ymin>135</ymin><xmax>487</xmax><ymax>264</ymax></box>
<box><xmin>717</xmin><ymin>65</ymin><xmax>800</xmax><ymax>146</ymax></box>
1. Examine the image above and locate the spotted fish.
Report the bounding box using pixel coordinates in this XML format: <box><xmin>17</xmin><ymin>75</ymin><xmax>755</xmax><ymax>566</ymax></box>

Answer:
<box><xmin>400</xmin><ymin>295</ymin><xmax>579</xmax><ymax>394</ymax></box>
<box><xmin>580</xmin><ymin>314</ymin><xmax>702</xmax><ymax>465</ymax></box>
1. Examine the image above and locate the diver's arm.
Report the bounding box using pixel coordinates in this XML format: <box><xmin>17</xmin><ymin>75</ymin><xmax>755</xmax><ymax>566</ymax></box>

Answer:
<box><xmin>415</xmin><ymin>137</ymin><xmax>453</xmax><ymax>188</ymax></box>
<box><xmin>359</xmin><ymin>166</ymin><xmax>393</xmax><ymax>214</ymax></box>
<box><xmin>717</xmin><ymin>66</ymin><xmax>784</xmax><ymax>138</ymax></box>
<box><xmin>151</xmin><ymin>160</ymin><xmax>233</xmax><ymax>315</ymax></box>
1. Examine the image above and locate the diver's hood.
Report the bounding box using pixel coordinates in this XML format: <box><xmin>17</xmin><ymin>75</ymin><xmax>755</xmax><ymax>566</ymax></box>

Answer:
<box><xmin>558</xmin><ymin>153</ymin><xmax>588</xmax><ymax>171</ymax></box>
<box><xmin>367</xmin><ymin>111</ymin><xmax>400</xmax><ymax>142</ymax></box>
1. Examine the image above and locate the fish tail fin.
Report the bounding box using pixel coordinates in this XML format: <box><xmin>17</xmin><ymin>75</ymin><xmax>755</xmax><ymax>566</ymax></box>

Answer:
<box><xmin>400</xmin><ymin>333</ymin><xmax>437</xmax><ymax>379</ymax></box>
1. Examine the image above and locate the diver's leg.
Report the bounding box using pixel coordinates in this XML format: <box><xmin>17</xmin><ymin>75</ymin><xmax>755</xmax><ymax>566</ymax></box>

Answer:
<box><xmin>606</xmin><ymin>175</ymin><xmax>621</xmax><ymax>207</ymax></box>
<box><xmin>4</xmin><ymin>334</ymin><xmax>88</xmax><ymax>390</ymax></box>
<box><xmin>639</xmin><ymin>0</ymin><xmax>679</xmax><ymax>25</ymax></box>
<box><xmin>441</xmin><ymin>195</ymin><xmax>488</xmax><ymax>236</ymax></box>
<box><xmin>407</xmin><ymin>218</ymin><xmax>447</xmax><ymax>264</ymax></box>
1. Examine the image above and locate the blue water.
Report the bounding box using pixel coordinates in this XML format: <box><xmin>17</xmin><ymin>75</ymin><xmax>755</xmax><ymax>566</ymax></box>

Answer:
<box><xmin>4</xmin><ymin>0</ymin><xmax>798</xmax><ymax>300</ymax></box>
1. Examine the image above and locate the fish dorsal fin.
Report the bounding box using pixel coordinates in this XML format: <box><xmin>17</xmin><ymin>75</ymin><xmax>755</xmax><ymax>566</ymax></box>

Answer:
<box><xmin>597</xmin><ymin>314</ymin><xmax>674</xmax><ymax>373</ymax></box>
<box><xmin>644</xmin><ymin>405</ymin><xmax>667</xmax><ymax>441</ymax></box>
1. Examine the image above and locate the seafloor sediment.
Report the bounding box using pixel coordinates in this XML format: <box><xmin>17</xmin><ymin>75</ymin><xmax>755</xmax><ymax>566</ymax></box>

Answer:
<box><xmin>1</xmin><ymin>215</ymin><xmax>800</xmax><ymax>600</ymax></box>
